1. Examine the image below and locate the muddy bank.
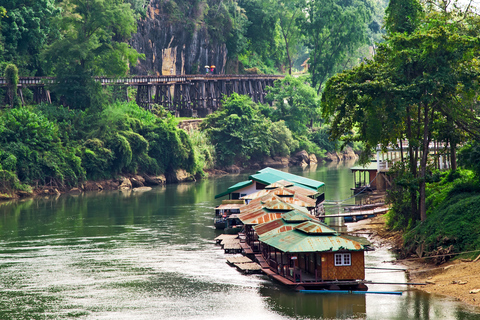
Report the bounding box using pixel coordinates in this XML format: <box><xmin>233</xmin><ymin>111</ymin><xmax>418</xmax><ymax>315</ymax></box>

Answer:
<box><xmin>350</xmin><ymin>215</ymin><xmax>480</xmax><ymax>308</ymax></box>
<box><xmin>4</xmin><ymin>169</ymin><xmax>197</xmax><ymax>201</ymax></box>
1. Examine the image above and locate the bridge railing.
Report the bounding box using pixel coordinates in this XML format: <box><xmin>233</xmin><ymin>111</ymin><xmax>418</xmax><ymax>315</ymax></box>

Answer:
<box><xmin>0</xmin><ymin>74</ymin><xmax>285</xmax><ymax>87</ymax></box>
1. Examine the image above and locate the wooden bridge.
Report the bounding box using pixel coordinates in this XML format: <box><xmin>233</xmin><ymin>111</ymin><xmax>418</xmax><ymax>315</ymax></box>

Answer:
<box><xmin>0</xmin><ymin>74</ymin><xmax>284</xmax><ymax>116</ymax></box>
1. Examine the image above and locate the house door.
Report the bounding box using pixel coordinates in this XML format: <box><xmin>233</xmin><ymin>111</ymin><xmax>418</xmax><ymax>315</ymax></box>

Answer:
<box><xmin>309</xmin><ymin>254</ymin><xmax>315</xmax><ymax>274</ymax></box>
<box><xmin>316</xmin><ymin>254</ymin><xmax>322</xmax><ymax>280</ymax></box>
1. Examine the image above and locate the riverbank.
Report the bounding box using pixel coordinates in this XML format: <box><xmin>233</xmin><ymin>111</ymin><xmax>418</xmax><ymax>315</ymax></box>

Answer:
<box><xmin>350</xmin><ymin>215</ymin><xmax>480</xmax><ymax>308</ymax></box>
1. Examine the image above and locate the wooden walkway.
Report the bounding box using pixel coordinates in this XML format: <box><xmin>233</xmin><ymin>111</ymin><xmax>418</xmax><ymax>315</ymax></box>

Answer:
<box><xmin>215</xmin><ymin>234</ymin><xmax>242</xmax><ymax>253</ymax></box>
<box><xmin>226</xmin><ymin>256</ymin><xmax>262</xmax><ymax>274</ymax></box>
<box><xmin>321</xmin><ymin>206</ymin><xmax>389</xmax><ymax>222</ymax></box>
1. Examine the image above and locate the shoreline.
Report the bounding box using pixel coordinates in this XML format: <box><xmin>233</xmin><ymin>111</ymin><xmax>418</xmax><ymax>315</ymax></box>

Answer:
<box><xmin>350</xmin><ymin>215</ymin><xmax>480</xmax><ymax>309</ymax></box>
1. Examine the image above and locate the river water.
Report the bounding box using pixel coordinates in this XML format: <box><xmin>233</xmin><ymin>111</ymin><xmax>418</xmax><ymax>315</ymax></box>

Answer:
<box><xmin>0</xmin><ymin>162</ymin><xmax>479</xmax><ymax>319</ymax></box>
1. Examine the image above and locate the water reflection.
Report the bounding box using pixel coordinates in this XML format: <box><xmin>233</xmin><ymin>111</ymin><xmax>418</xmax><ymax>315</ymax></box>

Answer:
<box><xmin>260</xmin><ymin>282</ymin><xmax>366</xmax><ymax>319</ymax></box>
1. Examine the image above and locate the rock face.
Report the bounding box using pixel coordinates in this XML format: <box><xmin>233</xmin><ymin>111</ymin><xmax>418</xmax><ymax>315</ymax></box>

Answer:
<box><xmin>130</xmin><ymin>0</ymin><xmax>227</xmax><ymax>75</ymax></box>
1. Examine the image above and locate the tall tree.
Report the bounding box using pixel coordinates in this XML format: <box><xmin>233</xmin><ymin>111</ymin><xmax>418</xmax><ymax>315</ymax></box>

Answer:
<box><xmin>298</xmin><ymin>0</ymin><xmax>374</xmax><ymax>93</ymax></box>
<box><xmin>266</xmin><ymin>75</ymin><xmax>321</xmax><ymax>134</ymax></box>
<box><xmin>384</xmin><ymin>0</ymin><xmax>423</xmax><ymax>34</ymax></box>
<box><xmin>0</xmin><ymin>0</ymin><xmax>60</xmax><ymax>75</ymax></box>
<box><xmin>42</xmin><ymin>0</ymin><xmax>143</xmax><ymax>109</ymax></box>
<box><xmin>274</xmin><ymin>0</ymin><xmax>302</xmax><ymax>75</ymax></box>
<box><xmin>322</xmin><ymin>2</ymin><xmax>480</xmax><ymax>222</ymax></box>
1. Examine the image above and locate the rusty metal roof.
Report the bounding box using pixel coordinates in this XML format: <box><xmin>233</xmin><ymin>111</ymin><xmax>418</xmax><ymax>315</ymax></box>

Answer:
<box><xmin>281</xmin><ymin>210</ymin><xmax>314</xmax><ymax>222</ymax></box>
<box><xmin>263</xmin><ymin>199</ymin><xmax>298</xmax><ymax>211</ymax></box>
<box><xmin>252</xmin><ymin>210</ymin><xmax>318</xmax><ymax>237</ymax></box>
<box><xmin>289</xmin><ymin>193</ymin><xmax>316</xmax><ymax>205</ymax></box>
<box><xmin>216</xmin><ymin>203</ymin><xmax>245</xmax><ymax>210</ymax></box>
<box><xmin>240</xmin><ymin>210</ymin><xmax>284</xmax><ymax>225</ymax></box>
<box><xmin>265</xmin><ymin>180</ymin><xmax>295</xmax><ymax>189</ymax></box>
<box><xmin>271</xmin><ymin>187</ymin><xmax>296</xmax><ymax>197</ymax></box>
<box><xmin>281</xmin><ymin>197</ymin><xmax>314</xmax><ymax>208</ymax></box>
<box><xmin>240</xmin><ymin>189</ymin><xmax>271</xmax><ymax>200</ymax></box>
<box><xmin>253</xmin><ymin>219</ymin><xmax>296</xmax><ymax>237</ymax></box>
<box><xmin>259</xmin><ymin>227</ymin><xmax>365</xmax><ymax>253</ymax></box>
<box><xmin>286</xmin><ymin>185</ymin><xmax>318</xmax><ymax>197</ymax></box>
<box><xmin>294</xmin><ymin>221</ymin><xmax>337</xmax><ymax>234</ymax></box>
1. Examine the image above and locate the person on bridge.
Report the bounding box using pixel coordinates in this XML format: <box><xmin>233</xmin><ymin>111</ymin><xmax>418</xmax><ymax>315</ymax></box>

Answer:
<box><xmin>210</xmin><ymin>65</ymin><xmax>216</xmax><ymax>74</ymax></box>
<box><xmin>205</xmin><ymin>65</ymin><xmax>210</xmax><ymax>74</ymax></box>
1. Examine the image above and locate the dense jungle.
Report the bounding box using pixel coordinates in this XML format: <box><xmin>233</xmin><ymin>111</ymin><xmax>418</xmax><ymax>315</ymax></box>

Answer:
<box><xmin>2</xmin><ymin>0</ymin><xmax>480</xmax><ymax>259</ymax></box>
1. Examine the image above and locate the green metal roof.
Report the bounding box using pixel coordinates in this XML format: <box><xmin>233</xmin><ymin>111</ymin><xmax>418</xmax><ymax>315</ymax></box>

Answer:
<box><xmin>215</xmin><ymin>167</ymin><xmax>325</xmax><ymax>199</ymax></box>
<box><xmin>259</xmin><ymin>226</ymin><xmax>365</xmax><ymax>253</ymax></box>
<box><xmin>250</xmin><ymin>167</ymin><xmax>325</xmax><ymax>191</ymax></box>
<box><xmin>350</xmin><ymin>162</ymin><xmax>377</xmax><ymax>171</ymax></box>
<box><xmin>214</xmin><ymin>180</ymin><xmax>253</xmax><ymax>199</ymax></box>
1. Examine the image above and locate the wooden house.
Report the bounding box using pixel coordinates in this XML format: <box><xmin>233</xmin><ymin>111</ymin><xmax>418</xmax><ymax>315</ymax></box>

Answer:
<box><xmin>256</xmin><ymin>220</ymin><xmax>368</xmax><ymax>291</ymax></box>
<box><xmin>215</xmin><ymin>167</ymin><xmax>325</xmax><ymax>205</ymax></box>
<box><xmin>238</xmin><ymin>197</ymin><xmax>314</xmax><ymax>253</ymax></box>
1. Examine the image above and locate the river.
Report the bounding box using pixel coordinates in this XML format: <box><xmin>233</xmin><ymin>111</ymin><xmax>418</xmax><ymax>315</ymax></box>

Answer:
<box><xmin>0</xmin><ymin>162</ymin><xmax>479</xmax><ymax>319</ymax></box>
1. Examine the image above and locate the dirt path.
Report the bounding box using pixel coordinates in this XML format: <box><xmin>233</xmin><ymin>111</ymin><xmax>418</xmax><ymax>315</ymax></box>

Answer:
<box><xmin>349</xmin><ymin>215</ymin><xmax>480</xmax><ymax>308</ymax></box>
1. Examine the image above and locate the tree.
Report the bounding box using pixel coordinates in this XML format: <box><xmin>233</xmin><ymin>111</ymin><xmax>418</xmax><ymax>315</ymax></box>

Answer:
<box><xmin>42</xmin><ymin>0</ymin><xmax>144</xmax><ymax>109</ymax></box>
<box><xmin>385</xmin><ymin>0</ymin><xmax>423</xmax><ymax>34</ymax></box>
<box><xmin>266</xmin><ymin>75</ymin><xmax>321</xmax><ymax>134</ymax></box>
<box><xmin>0</xmin><ymin>0</ymin><xmax>60</xmax><ymax>76</ymax></box>
<box><xmin>4</xmin><ymin>64</ymin><xmax>19</xmax><ymax>107</ymax></box>
<box><xmin>237</xmin><ymin>0</ymin><xmax>284</xmax><ymax>72</ymax></box>
<box><xmin>200</xmin><ymin>93</ymin><xmax>297</xmax><ymax>166</ymax></box>
<box><xmin>322</xmin><ymin>2</ymin><xmax>480</xmax><ymax>223</ymax></box>
<box><xmin>272</xmin><ymin>0</ymin><xmax>302</xmax><ymax>75</ymax></box>
<box><xmin>298</xmin><ymin>0</ymin><xmax>375</xmax><ymax>93</ymax></box>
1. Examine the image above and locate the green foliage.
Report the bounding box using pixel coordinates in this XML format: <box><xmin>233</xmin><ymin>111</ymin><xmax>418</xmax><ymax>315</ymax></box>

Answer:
<box><xmin>0</xmin><ymin>0</ymin><xmax>60</xmax><ymax>76</ymax></box>
<box><xmin>88</xmin><ymin>101</ymin><xmax>198</xmax><ymax>177</ymax></box>
<box><xmin>189</xmin><ymin>129</ymin><xmax>216</xmax><ymax>171</ymax></box>
<box><xmin>323</xmin><ymin>2</ymin><xmax>480</xmax><ymax>222</ymax></box>
<box><xmin>80</xmin><ymin>139</ymin><xmax>115</xmax><ymax>180</ymax></box>
<box><xmin>295</xmin><ymin>134</ymin><xmax>326</xmax><ymax>159</ymax></box>
<box><xmin>385</xmin><ymin>0</ymin><xmax>423</xmax><ymax>34</ymax></box>
<box><xmin>402</xmin><ymin>170</ymin><xmax>480</xmax><ymax>259</ymax></box>
<box><xmin>238</xmin><ymin>0</ymin><xmax>281</xmax><ymax>70</ymax></box>
<box><xmin>0</xmin><ymin>169</ymin><xmax>31</xmax><ymax>195</ymax></box>
<box><xmin>299</xmin><ymin>0</ymin><xmax>375</xmax><ymax>91</ymax></box>
<box><xmin>0</xmin><ymin>107</ymin><xmax>85</xmax><ymax>186</ymax></box>
<box><xmin>4</xmin><ymin>64</ymin><xmax>19</xmax><ymax>107</ymax></box>
<box><xmin>42</xmin><ymin>0</ymin><xmax>144</xmax><ymax>109</ymax></box>
<box><xmin>0</xmin><ymin>99</ymin><xmax>201</xmax><ymax>191</ymax></box>
<box><xmin>308</xmin><ymin>127</ymin><xmax>336</xmax><ymax>153</ymax></box>
<box><xmin>385</xmin><ymin>162</ymin><xmax>420</xmax><ymax>231</ymax></box>
<box><xmin>125</xmin><ymin>0</ymin><xmax>149</xmax><ymax>18</ymax></box>
<box><xmin>458</xmin><ymin>141</ymin><xmax>480</xmax><ymax>177</ymax></box>
<box><xmin>266</xmin><ymin>75</ymin><xmax>321</xmax><ymax>135</ymax></box>
<box><xmin>200</xmin><ymin>93</ymin><xmax>297</xmax><ymax>166</ymax></box>
<box><xmin>269</xmin><ymin>120</ymin><xmax>299</xmax><ymax>157</ymax></box>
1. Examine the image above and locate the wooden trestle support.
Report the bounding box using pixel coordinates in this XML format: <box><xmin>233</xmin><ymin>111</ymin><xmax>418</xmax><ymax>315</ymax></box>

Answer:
<box><xmin>0</xmin><ymin>75</ymin><xmax>283</xmax><ymax>112</ymax></box>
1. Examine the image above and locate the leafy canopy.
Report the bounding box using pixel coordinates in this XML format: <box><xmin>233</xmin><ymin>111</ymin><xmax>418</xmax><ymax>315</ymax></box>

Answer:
<box><xmin>42</xmin><ymin>0</ymin><xmax>144</xmax><ymax>109</ymax></box>
<box><xmin>200</xmin><ymin>93</ymin><xmax>298</xmax><ymax>166</ymax></box>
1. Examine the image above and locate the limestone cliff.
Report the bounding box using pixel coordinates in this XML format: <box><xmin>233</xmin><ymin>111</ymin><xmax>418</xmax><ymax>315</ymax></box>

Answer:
<box><xmin>130</xmin><ymin>0</ymin><xmax>228</xmax><ymax>75</ymax></box>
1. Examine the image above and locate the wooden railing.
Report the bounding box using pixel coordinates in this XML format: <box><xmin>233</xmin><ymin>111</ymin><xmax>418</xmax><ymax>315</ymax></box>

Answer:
<box><xmin>0</xmin><ymin>74</ymin><xmax>284</xmax><ymax>87</ymax></box>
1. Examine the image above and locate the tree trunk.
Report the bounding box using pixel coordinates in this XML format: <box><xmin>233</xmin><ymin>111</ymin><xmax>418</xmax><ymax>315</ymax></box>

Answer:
<box><xmin>419</xmin><ymin>103</ymin><xmax>430</xmax><ymax>222</ymax></box>
<box><xmin>406</xmin><ymin>106</ymin><xmax>418</xmax><ymax>220</ymax></box>
<box><xmin>450</xmin><ymin>137</ymin><xmax>457</xmax><ymax>171</ymax></box>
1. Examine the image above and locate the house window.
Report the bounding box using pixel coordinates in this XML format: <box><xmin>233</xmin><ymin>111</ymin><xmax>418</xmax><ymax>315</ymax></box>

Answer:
<box><xmin>334</xmin><ymin>253</ymin><xmax>351</xmax><ymax>266</ymax></box>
